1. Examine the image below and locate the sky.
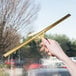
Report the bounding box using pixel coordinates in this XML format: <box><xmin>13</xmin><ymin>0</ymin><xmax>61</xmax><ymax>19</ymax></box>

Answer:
<box><xmin>34</xmin><ymin>0</ymin><xmax>76</xmax><ymax>39</ymax></box>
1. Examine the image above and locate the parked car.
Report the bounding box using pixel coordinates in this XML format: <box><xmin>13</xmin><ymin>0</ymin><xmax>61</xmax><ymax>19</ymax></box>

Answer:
<box><xmin>26</xmin><ymin>67</ymin><xmax>71</xmax><ymax>76</ymax></box>
<box><xmin>5</xmin><ymin>59</ymin><xmax>25</xmax><ymax>67</ymax></box>
<box><xmin>5</xmin><ymin>59</ymin><xmax>16</xmax><ymax>65</ymax></box>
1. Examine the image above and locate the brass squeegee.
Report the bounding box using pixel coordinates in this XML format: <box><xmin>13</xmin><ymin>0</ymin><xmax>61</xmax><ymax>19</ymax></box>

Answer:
<box><xmin>3</xmin><ymin>14</ymin><xmax>71</xmax><ymax>57</ymax></box>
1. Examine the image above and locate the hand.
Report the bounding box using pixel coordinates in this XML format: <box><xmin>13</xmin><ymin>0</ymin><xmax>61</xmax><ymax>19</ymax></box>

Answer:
<box><xmin>40</xmin><ymin>38</ymin><xmax>67</xmax><ymax>61</ymax></box>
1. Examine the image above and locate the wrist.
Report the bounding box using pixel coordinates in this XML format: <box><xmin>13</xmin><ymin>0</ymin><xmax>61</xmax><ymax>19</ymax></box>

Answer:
<box><xmin>62</xmin><ymin>54</ymin><xmax>72</xmax><ymax>65</ymax></box>
<box><xmin>60</xmin><ymin>51</ymin><xmax>69</xmax><ymax>62</ymax></box>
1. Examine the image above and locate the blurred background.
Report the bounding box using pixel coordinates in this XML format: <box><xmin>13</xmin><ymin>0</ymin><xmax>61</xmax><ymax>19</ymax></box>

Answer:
<box><xmin>0</xmin><ymin>0</ymin><xmax>76</xmax><ymax>76</ymax></box>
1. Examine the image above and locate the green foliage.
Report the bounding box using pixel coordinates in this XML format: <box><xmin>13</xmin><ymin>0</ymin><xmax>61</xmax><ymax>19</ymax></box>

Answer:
<box><xmin>20</xmin><ymin>40</ymin><xmax>43</xmax><ymax>59</ymax></box>
<box><xmin>17</xmin><ymin>34</ymin><xmax>76</xmax><ymax>59</ymax></box>
<box><xmin>28</xmin><ymin>40</ymin><xmax>43</xmax><ymax>58</ymax></box>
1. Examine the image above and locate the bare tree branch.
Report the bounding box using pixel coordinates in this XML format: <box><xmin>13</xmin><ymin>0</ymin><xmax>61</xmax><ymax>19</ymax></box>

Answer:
<box><xmin>0</xmin><ymin>0</ymin><xmax>40</xmax><ymax>57</ymax></box>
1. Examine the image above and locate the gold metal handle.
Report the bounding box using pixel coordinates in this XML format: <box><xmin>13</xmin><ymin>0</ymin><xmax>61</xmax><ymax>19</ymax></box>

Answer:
<box><xmin>3</xmin><ymin>14</ymin><xmax>71</xmax><ymax>57</ymax></box>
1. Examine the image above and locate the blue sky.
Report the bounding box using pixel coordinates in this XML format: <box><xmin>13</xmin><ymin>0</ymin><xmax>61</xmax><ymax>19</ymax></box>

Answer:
<box><xmin>34</xmin><ymin>0</ymin><xmax>76</xmax><ymax>39</ymax></box>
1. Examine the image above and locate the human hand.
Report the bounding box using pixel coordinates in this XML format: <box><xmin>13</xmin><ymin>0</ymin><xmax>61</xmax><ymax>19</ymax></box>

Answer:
<box><xmin>40</xmin><ymin>38</ymin><xmax>67</xmax><ymax>61</ymax></box>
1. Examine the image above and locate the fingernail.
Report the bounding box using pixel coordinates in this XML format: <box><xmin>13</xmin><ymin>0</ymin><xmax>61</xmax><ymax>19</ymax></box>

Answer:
<box><xmin>45</xmin><ymin>38</ymin><xmax>50</xmax><ymax>44</ymax></box>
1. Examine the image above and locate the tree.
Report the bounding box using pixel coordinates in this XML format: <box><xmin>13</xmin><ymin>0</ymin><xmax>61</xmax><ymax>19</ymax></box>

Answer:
<box><xmin>0</xmin><ymin>0</ymin><xmax>40</xmax><ymax>58</ymax></box>
<box><xmin>0</xmin><ymin>0</ymin><xmax>40</xmax><ymax>36</ymax></box>
<box><xmin>18</xmin><ymin>38</ymin><xmax>43</xmax><ymax>60</ymax></box>
<box><xmin>18</xmin><ymin>34</ymin><xmax>76</xmax><ymax>60</ymax></box>
<box><xmin>67</xmin><ymin>39</ymin><xmax>76</xmax><ymax>57</ymax></box>
<box><xmin>28</xmin><ymin>40</ymin><xmax>42</xmax><ymax>58</ymax></box>
<box><xmin>0</xmin><ymin>25</ymin><xmax>21</xmax><ymax>57</ymax></box>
